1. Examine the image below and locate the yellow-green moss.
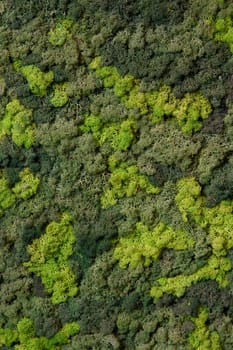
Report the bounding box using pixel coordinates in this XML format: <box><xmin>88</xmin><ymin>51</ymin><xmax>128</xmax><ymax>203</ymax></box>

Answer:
<box><xmin>80</xmin><ymin>114</ymin><xmax>138</xmax><ymax>151</ymax></box>
<box><xmin>150</xmin><ymin>176</ymin><xmax>233</xmax><ymax>301</ymax></box>
<box><xmin>0</xmin><ymin>168</ymin><xmax>39</xmax><ymax>217</ymax></box>
<box><xmin>214</xmin><ymin>16</ymin><xmax>233</xmax><ymax>53</ymax></box>
<box><xmin>48</xmin><ymin>18</ymin><xmax>73</xmax><ymax>46</ymax></box>
<box><xmin>0</xmin><ymin>317</ymin><xmax>80</xmax><ymax>349</ymax></box>
<box><xmin>175</xmin><ymin>177</ymin><xmax>233</xmax><ymax>256</ymax></box>
<box><xmin>0</xmin><ymin>99</ymin><xmax>35</xmax><ymax>148</ymax></box>
<box><xmin>188</xmin><ymin>308</ymin><xmax>222</xmax><ymax>350</ymax></box>
<box><xmin>89</xmin><ymin>57</ymin><xmax>212</xmax><ymax>134</ymax></box>
<box><xmin>50</xmin><ymin>82</ymin><xmax>69</xmax><ymax>107</ymax></box>
<box><xmin>24</xmin><ymin>213</ymin><xmax>78</xmax><ymax>304</ymax></box>
<box><xmin>150</xmin><ymin>254</ymin><xmax>231</xmax><ymax>300</ymax></box>
<box><xmin>114</xmin><ymin>221</ymin><xmax>194</xmax><ymax>268</ymax></box>
<box><xmin>12</xmin><ymin>168</ymin><xmax>40</xmax><ymax>200</ymax></box>
<box><xmin>13</xmin><ymin>61</ymin><xmax>54</xmax><ymax>96</ymax></box>
<box><xmin>101</xmin><ymin>160</ymin><xmax>160</xmax><ymax>208</ymax></box>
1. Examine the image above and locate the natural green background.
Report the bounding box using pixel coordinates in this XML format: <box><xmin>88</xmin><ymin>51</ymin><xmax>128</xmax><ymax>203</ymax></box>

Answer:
<box><xmin>0</xmin><ymin>0</ymin><xmax>233</xmax><ymax>349</ymax></box>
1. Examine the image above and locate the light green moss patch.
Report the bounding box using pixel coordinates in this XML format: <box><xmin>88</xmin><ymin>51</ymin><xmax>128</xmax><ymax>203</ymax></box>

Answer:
<box><xmin>0</xmin><ymin>99</ymin><xmax>35</xmax><ymax>148</ymax></box>
<box><xmin>48</xmin><ymin>18</ymin><xmax>73</xmax><ymax>46</ymax></box>
<box><xmin>188</xmin><ymin>308</ymin><xmax>222</xmax><ymax>350</ymax></box>
<box><xmin>24</xmin><ymin>213</ymin><xmax>78</xmax><ymax>304</ymax></box>
<box><xmin>0</xmin><ymin>317</ymin><xmax>80</xmax><ymax>349</ymax></box>
<box><xmin>50</xmin><ymin>82</ymin><xmax>69</xmax><ymax>107</ymax></box>
<box><xmin>114</xmin><ymin>221</ymin><xmax>194</xmax><ymax>268</ymax></box>
<box><xmin>13</xmin><ymin>61</ymin><xmax>54</xmax><ymax>96</ymax></box>
<box><xmin>101</xmin><ymin>160</ymin><xmax>160</xmax><ymax>208</ymax></box>
<box><xmin>89</xmin><ymin>57</ymin><xmax>212</xmax><ymax>134</ymax></box>
<box><xmin>12</xmin><ymin>168</ymin><xmax>40</xmax><ymax>200</ymax></box>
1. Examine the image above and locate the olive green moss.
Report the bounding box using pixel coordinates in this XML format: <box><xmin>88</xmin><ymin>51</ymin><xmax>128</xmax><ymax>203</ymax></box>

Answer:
<box><xmin>0</xmin><ymin>1</ymin><xmax>233</xmax><ymax>348</ymax></box>
<box><xmin>0</xmin><ymin>176</ymin><xmax>16</xmax><ymax>217</ymax></box>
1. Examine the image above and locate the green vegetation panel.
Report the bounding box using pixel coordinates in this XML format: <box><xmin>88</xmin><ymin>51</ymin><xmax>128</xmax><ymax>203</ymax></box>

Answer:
<box><xmin>0</xmin><ymin>2</ymin><xmax>233</xmax><ymax>349</ymax></box>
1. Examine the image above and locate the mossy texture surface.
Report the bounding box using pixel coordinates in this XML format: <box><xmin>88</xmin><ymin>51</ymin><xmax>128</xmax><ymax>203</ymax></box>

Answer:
<box><xmin>0</xmin><ymin>1</ymin><xmax>233</xmax><ymax>349</ymax></box>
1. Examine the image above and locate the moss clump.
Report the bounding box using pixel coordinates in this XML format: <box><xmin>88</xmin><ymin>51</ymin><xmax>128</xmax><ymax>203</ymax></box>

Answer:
<box><xmin>150</xmin><ymin>254</ymin><xmax>231</xmax><ymax>300</ymax></box>
<box><xmin>150</xmin><ymin>176</ymin><xmax>233</xmax><ymax>301</ymax></box>
<box><xmin>175</xmin><ymin>177</ymin><xmax>233</xmax><ymax>256</ymax></box>
<box><xmin>0</xmin><ymin>168</ymin><xmax>39</xmax><ymax>217</ymax></box>
<box><xmin>214</xmin><ymin>16</ymin><xmax>233</xmax><ymax>53</ymax></box>
<box><xmin>12</xmin><ymin>168</ymin><xmax>40</xmax><ymax>200</ymax></box>
<box><xmin>80</xmin><ymin>114</ymin><xmax>138</xmax><ymax>151</ymax></box>
<box><xmin>114</xmin><ymin>221</ymin><xmax>194</xmax><ymax>268</ymax></box>
<box><xmin>188</xmin><ymin>308</ymin><xmax>222</xmax><ymax>350</ymax></box>
<box><xmin>48</xmin><ymin>18</ymin><xmax>73</xmax><ymax>46</ymax></box>
<box><xmin>101</xmin><ymin>160</ymin><xmax>160</xmax><ymax>208</ymax></box>
<box><xmin>50</xmin><ymin>82</ymin><xmax>69</xmax><ymax>107</ymax></box>
<box><xmin>0</xmin><ymin>317</ymin><xmax>80</xmax><ymax>349</ymax></box>
<box><xmin>13</xmin><ymin>61</ymin><xmax>54</xmax><ymax>96</ymax></box>
<box><xmin>0</xmin><ymin>99</ymin><xmax>35</xmax><ymax>148</ymax></box>
<box><xmin>24</xmin><ymin>213</ymin><xmax>78</xmax><ymax>304</ymax></box>
<box><xmin>89</xmin><ymin>57</ymin><xmax>212</xmax><ymax>134</ymax></box>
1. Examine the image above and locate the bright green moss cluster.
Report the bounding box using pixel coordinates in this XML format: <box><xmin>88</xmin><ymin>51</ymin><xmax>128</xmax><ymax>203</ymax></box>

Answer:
<box><xmin>80</xmin><ymin>113</ymin><xmax>138</xmax><ymax>151</ymax></box>
<box><xmin>150</xmin><ymin>254</ymin><xmax>231</xmax><ymax>300</ymax></box>
<box><xmin>188</xmin><ymin>308</ymin><xmax>222</xmax><ymax>350</ymax></box>
<box><xmin>100</xmin><ymin>118</ymin><xmax>138</xmax><ymax>150</ymax></box>
<box><xmin>101</xmin><ymin>159</ymin><xmax>160</xmax><ymax>208</ymax></box>
<box><xmin>150</xmin><ymin>176</ymin><xmax>233</xmax><ymax>301</ymax></box>
<box><xmin>146</xmin><ymin>86</ymin><xmax>211</xmax><ymax>132</ymax></box>
<box><xmin>89</xmin><ymin>57</ymin><xmax>212</xmax><ymax>134</ymax></box>
<box><xmin>0</xmin><ymin>99</ymin><xmax>35</xmax><ymax>148</ymax></box>
<box><xmin>13</xmin><ymin>61</ymin><xmax>54</xmax><ymax>96</ymax></box>
<box><xmin>175</xmin><ymin>177</ymin><xmax>233</xmax><ymax>256</ymax></box>
<box><xmin>24</xmin><ymin>213</ymin><xmax>78</xmax><ymax>304</ymax></box>
<box><xmin>0</xmin><ymin>317</ymin><xmax>80</xmax><ymax>349</ymax></box>
<box><xmin>114</xmin><ymin>221</ymin><xmax>194</xmax><ymax>268</ymax></box>
<box><xmin>172</xmin><ymin>91</ymin><xmax>212</xmax><ymax>133</ymax></box>
<box><xmin>12</xmin><ymin>168</ymin><xmax>40</xmax><ymax>200</ymax></box>
<box><xmin>48</xmin><ymin>18</ymin><xmax>73</xmax><ymax>46</ymax></box>
<box><xmin>0</xmin><ymin>168</ymin><xmax>40</xmax><ymax>217</ymax></box>
<box><xmin>50</xmin><ymin>82</ymin><xmax>69</xmax><ymax>107</ymax></box>
<box><xmin>214</xmin><ymin>16</ymin><xmax>233</xmax><ymax>53</ymax></box>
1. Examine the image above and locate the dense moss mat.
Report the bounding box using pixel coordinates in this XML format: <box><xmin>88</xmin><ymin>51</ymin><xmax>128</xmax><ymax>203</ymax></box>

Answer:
<box><xmin>0</xmin><ymin>0</ymin><xmax>233</xmax><ymax>349</ymax></box>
